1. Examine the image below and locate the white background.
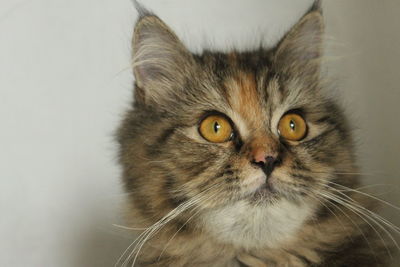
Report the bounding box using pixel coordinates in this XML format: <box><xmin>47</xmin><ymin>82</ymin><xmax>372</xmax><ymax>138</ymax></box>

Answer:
<box><xmin>1</xmin><ymin>0</ymin><xmax>400</xmax><ymax>266</ymax></box>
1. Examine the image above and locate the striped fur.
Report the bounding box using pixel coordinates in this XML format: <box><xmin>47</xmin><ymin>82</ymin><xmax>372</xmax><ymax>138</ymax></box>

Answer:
<box><xmin>116</xmin><ymin>1</ymin><xmax>393</xmax><ymax>266</ymax></box>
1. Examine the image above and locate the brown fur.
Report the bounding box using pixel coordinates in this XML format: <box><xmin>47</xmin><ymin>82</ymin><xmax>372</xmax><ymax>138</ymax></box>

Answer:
<box><xmin>116</xmin><ymin>1</ymin><xmax>394</xmax><ymax>266</ymax></box>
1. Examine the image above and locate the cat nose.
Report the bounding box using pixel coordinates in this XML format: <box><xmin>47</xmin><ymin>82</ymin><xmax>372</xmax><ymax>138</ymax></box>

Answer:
<box><xmin>253</xmin><ymin>148</ymin><xmax>268</xmax><ymax>164</ymax></box>
<box><xmin>252</xmin><ymin>147</ymin><xmax>277</xmax><ymax>164</ymax></box>
<box><xmin>251</xmin><ymin>147</ymin><xmax>279</xmax><ymax>176</ymax></box>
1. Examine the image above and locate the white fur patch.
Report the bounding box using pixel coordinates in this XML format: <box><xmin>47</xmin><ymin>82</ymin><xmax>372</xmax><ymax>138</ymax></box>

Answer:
<box><xmin>202</xmin><ymin>199</ymin><xmax>314</xmax><ymax>250</ymax></box>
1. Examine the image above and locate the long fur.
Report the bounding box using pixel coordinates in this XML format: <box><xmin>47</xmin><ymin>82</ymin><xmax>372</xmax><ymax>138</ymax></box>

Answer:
<box><xmin>116</xmin><ymin>2</ymin><xmax>395</xmax><ymax>266</ymax></box>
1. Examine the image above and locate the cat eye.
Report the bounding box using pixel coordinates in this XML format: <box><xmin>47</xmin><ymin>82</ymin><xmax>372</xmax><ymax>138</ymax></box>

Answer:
<box><xmin>199</xmin><ymin>115</ymin><xmax>233</xmax><ymax>143</ymax></box>
<box><xmin>278</xmin><ymin>113</ymin><xmax>307</xmax><ymax>141</ymax></box>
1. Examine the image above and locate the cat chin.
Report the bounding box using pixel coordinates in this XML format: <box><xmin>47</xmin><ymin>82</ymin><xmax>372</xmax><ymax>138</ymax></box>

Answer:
<box><xmin>247</xmin><ymin>183</ymin><xmax>279</xmax><ymax>203</ymax></box>
<box><xmin>240</xmin><ymin>172</ymin><xmax>283</xmax><ymax>203</ymax></box>
<box><xmin>201</xmin><ymin>198</ymin><xmax>315</xmax><ymax>250</ymax></box>
<box><xmin>239</xmin><ymin>169</ymin><xmax>275</xmax><ymax>197</ymax></box>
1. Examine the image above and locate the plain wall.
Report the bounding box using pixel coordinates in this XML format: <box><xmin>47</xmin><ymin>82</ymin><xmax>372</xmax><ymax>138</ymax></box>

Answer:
<box><xmin>1</xmin><ymin>0</ymin><xmax>399</xmax><ymax>266</ymax></box>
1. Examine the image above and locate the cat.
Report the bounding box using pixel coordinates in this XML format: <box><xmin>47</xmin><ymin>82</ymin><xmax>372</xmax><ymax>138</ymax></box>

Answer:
<box><xmin>116</xmin><ymin>1</ymin><xmax>393</xmax><ymax>266</ymax></box>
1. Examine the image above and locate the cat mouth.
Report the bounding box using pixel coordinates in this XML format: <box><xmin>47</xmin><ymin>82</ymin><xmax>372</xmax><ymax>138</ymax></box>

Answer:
<box><xmin>247</xmin><ymin>178</ymin><xmax>280</xmax><ymax>202</ymax></box>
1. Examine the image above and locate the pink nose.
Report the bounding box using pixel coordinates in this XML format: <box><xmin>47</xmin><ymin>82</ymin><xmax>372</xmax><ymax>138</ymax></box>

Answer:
<box><xmin>253</xmin><ymin>147</ymin><xmax>267</xmax><ymax>163</ymax></box>
<box><xmin>251</xmin><ymin>147</ymin><xmax>278</xmax><ymax>166</ymax></box>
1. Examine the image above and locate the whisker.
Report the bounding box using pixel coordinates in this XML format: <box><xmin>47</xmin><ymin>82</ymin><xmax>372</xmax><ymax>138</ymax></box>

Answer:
<box><xmin>315</xmin><ymin>181</ymin><xmax>400</xmax><ymax>234</ymax></box>
<box><xmin>112</xmin><ymin>224</ymin><xmax>148</xmax><ymax>231</ymax></box>
<box><xmin>128</xmin><ymin>198</ymin><xmax>202</xmax><ymax>266</ymax></box>
<box><xmin>117</xmin><ymin>198</ymin><xmax>193</xmax><ymax>266</ymax></box>
<box><xmin>320</xmin><ymin>183</ymin><xmax>400</xmax><ymax>234</ymax></box>
<box><xmin>130</xmin><ymin>187</ymin><xmax>221</xmax><ymax>266</ymax></box>
<box><xmin>301</xmin><ymin>188</ymin><xmax>354</xmax><ymax>242</ymax></box>
<box><xmin>310</xmin><ymin>171</ymin><xmax>384</xmax><ymax>176</ymax></box>
<box><xmin>157</xmin><ymin>208</ymin><xmax>203</xmax><ymax>261</ymax></box>
<box><xmin>325</xmin><ymin>181</ymin><xmax>400</xmax><ymax>212</ymax></box>
<box><xmin>156</xmin><ymin>190</ymin><xmax>223</xmax><ymax>261</ymax></box>
<box><xmin>159</xmin><ymin>190</ymin><xmax>223</xmax><ymax>259</ymax></box>
<box><xmin>316</xmin><ymin>187</ymin><xmax>398</xmax><ymax>256</ymax></box>
<box><xmin>316</xmin><ymin>189</ymin><xmax>392</xmax><ymax>258</ymax></box>
<box><xmin>123</xmin><ymin>200</ymin><xmax>198</xmax><ymax>267</ymax></box>
<box><xmin>354</xmin><ymin>184</ymin><xmax>396</xmax><ymax>191</ymax></box>
<box><xmin>116</xmin><ymin>182</ymin><xmax>223</xmax><ymax>267</ymax></box>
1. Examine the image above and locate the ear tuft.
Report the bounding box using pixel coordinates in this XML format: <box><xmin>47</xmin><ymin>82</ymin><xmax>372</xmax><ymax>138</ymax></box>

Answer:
<box><xmin>132</xmin><ymin>14</ymin><xmax>194</xmax><ymax>103</ymax></box>
<box><xmin>309</xmin><ymin>0</ymin><xmax>322</xmax><ymax>14</ymax></box>
<box><xmin>273</xmin><ymin>4</ymin><xmax>324</xmax><ymax>80</ymax></box>
<box><xmin>132</xmin><ymin>0</ymin><xmax>153</xmax><ymax>18</ymax></box>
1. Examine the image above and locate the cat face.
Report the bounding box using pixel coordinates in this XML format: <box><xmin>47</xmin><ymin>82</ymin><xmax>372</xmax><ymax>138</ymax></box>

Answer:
<box><xmin>117</xmin><ymin>4</ymin><xmax>357</xmax><ymax>245</ymax></box>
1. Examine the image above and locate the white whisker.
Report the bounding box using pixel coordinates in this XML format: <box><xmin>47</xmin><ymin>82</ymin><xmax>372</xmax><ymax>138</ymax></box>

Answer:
<box><xmin>317</xmin><ymin>189</ymin><xmax>392</xmax><ymax>258</ymax></box>
<box><xmin>115</xmin><ymin>182</ymin><xmax>223</xmax><ymax>267</ymax></box>
<box><xmin>112</xmin><ymin>224</ymin><xmax>148</xmax><ymax>231</ymax></box>
<box><xmin>326</xmin><ymin>181</ymin><xmax>400</xmax><ymax>212</ymax></box>
<box><xmin>158</xmin><ymin>189</ymin><xmax>222</xmax><ymax>260</ymax></box>
<box><xmin>316</xmin><ymin>186</ymin><xmax>398</xmax><ymax>257</ymax></box>
<box><xmin>130</xmin><ymin>187</ymin><xmax>219</xmax><ymax>266</ymax></box>
<box><xmin>303</xmin><ymin>188</ymin><xmax>353</xmax><ymax>238</ymax></box>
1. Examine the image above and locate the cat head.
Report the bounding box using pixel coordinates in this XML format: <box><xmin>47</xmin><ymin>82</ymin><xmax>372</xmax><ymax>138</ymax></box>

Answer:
<box><xmin>118</xmin><ymin>0</ymin><xmax>357</xmax><ymax>235</ymax></box>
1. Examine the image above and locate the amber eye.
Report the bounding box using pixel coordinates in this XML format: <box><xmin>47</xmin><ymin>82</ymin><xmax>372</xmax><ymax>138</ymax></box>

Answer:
<box><xmin>199</xmin><ymin>115</ymin><xmax>233</xmax><ymax>143</ymax></box>
<box><xmin>278</xmin><ymin>113</ymin><xmax>307</xmax><ymax>141</ymax></box>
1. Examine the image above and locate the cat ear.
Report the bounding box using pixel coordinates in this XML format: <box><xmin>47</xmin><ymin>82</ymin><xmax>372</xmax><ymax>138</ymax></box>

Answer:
<box><xmin>273</xmin><ymin>1</ymin><xmax>324</xmax><ymax>80</ymax></box>
<box><xmin>132</xmin><ymin>12</ymin><xmax>195</xmax><ymax>104</ymax></box>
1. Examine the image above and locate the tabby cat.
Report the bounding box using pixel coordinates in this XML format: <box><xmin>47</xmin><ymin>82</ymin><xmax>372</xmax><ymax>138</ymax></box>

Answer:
<box><xmin>116</xmin><ymin>1</ymin><xmax>392</xmax><ymax>266</ymax></box>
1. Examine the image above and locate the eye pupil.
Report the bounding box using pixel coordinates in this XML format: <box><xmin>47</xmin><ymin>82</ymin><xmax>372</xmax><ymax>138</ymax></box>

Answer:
<box><xmin>289</xmin><ymin>120</ymin><xmax>295</xmax><ymax>130</ymax></box>
<box><xmin>213</xmin><ymin>121</ymin><xmax>221</xmax><ymax>133</ymax></box>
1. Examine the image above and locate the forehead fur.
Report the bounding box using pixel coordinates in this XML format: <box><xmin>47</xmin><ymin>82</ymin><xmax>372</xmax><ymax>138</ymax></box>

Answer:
<box><xmin>225</xmin><ymin>72</ymin><xmax>262</xmax><ymax>126</ymax></box>
<box><xmin>224</xmin><ymin>70</ymin><xmax>266</xmax><ymax>139</ymax></box>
